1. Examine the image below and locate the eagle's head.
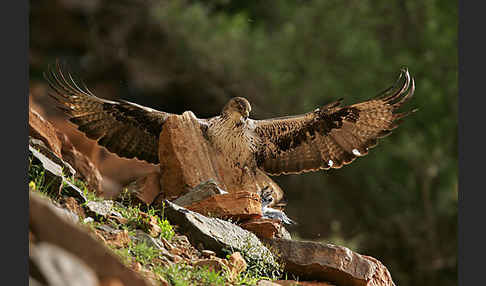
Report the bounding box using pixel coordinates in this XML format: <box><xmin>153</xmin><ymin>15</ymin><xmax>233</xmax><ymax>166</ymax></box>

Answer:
<box><xmin>222</xmin><ymin>97</ymin><xmax>251</xmax><ymax>122</ymax></box>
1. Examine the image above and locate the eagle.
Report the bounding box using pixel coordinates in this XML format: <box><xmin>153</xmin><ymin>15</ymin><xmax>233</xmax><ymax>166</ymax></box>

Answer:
<box><xmin>44</xmin><ymin>63</ymin><xmax>416</xmax><ymax>177</ymax></box>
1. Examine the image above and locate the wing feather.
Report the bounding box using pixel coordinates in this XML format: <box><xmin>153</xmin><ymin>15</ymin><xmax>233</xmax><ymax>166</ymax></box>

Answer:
<box><xmin>44</xmin><ymin>61</ymin><xmax>173</xmax><ymax>164</ymax></box>
<box><xmin>254</xmin><ymin>69</ymin><xmax>416</xmax><ymax>175</ymax></box>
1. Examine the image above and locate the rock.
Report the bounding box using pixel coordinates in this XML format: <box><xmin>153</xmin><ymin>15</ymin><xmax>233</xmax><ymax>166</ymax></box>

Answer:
<box><xmin>64</xmin><ymin>196</ymin><xmax>86</xmax><ymax>219</ymax></box>
<box><xmin>239</xmin><ymin>218</ymin><xmax>291</xmax><ymax>240</ymax></box>
<box><xmin>131</xmin><ymin>262</ymin><xmax>143</xmax><ymax>272</ymax></box>
<box><xmin>194</xmin><ymin>258</ymin><xmax>227</xmax><ymax>273</ymax></box>
<box><xmin>159</xmin><ymin>237</ymin><xmax>175</xmax><ymax>251</ymax></box>
<box><xmin>162</xmin><ymin>200</ymin><xmax>280</xmax><ymax>271</ymax></box>
<box><xmin>58</xmin><ymin>132</ymin><xmax>103</xmax><ymax>194</ymax></box>
<box><xmin>262</xmin><ymin>238</ymin><xmax>396</xmax><ymax>286</ymax></box>
<box><xmin>361</xmin><ymin>255</ymin><xmax>397</xmax><ymax>286</ymax></box>
<box><xmin>201</xmin><ymin>250</ymin><xmax>216</xmax><ymax>258</ymax></box>
<box><xmin>104</xmin><ymin>229</ymin><xmax>132</xmax><ymax>249</ymax></box>
<box><xmin>51</xmin><ymin>204</ymin><xmax>80</xmax><ymax>225</ymax></box>
<box><xmin>133</xmin><ymin>230</ymin><xmax>164</xmax><ymax>249</ymax></box>
<box><xmin>173</xmin><ymin>234</ymin><xmax>190</xmax><ymax>245</ymax></box>
<box><xmin>30</xmin><ymin>137</ymin><xmax>75</xmax><ymax>177</ymax></box>
<box><xmin>96</xmin><ymin>224</ymin><xmax>120</xmax><ymax>234</ymax></box>
<box><xmin>99</xmin><ymin>277</ymin><xmax>126</xmax><ymax>286</ymax></box>
<box><xmin>139</xmin><ymin>212</ymin><xmax>162</xmax><ymax>237</ymax></box>
<box><xmin>274</xmin><ymin>281</ymin><xmax>335</xmax><ymax>286</ymax></box>
<box><xmin>83</xmin><ymin>217</ymin><xmax>94</xmax><ymax>224</ymax></box>
<box><xmin>29</xmin><ymin>108</ymin><xmax>63</xmax><ymax>159</ymax></box>
<box><xmin>133</xmin><ymin>230</ymin><xmax>182</xmax><ymax>263</ymax></box>
<box><xmin>29</xmin><ymin>140</ymin><xmax>63</xmax><ymax>194</ymax></box>
<box><xmin>30</xmin><ymin>108</ymin><xmax>102</xmax><ymax>194</ymax></box>
<box><xmin>227</xmin><ymin>252</ymin><xmax>247</xmax><ymax>281</ymax></box>
<box><xmin>158</xmin><ymin>112</ymin><xmax>284</xmax><ymax>199</ymax></box>
<box><xmin>107</xmin><ymin>214</ymin><xmax>129</xmax><ymax>225</ymax></box>
<box><xmin>124</xmin><ymin>171</ymin><xmax>162</xmax><ymax>205</ymax></box>
<box><xmin>30</xmin><ymin>242</ymin><xmax>99</xmax><ymax>286</ymax></box>
<box><xmin>85</xmin><ymin>200</ymin><xmax>114</xmax><ymax>217</ymax></box>
<box><xmin>257</xmin><ymin>280</ymin><xmax>282</xmax><ymax>286</ymax></box>
<box><xmin>185</xmin><ymin>191</ymin><xmax>262</xmax><ymax>221</ymax></box>
<box><xmin>29</xmin><ymin>192</ymin><xmax>152</xmax><ymax>286</ymax></box>
<box><xmin>157</xmin><ymin>276</ymin><xmax>170</xmax><ymax>286</ymax></box>
<box><xmin>172</xmin><ymin>179</ymin><xmax>227</xmax><ymax>207</ymax></box>
<box><xmin>29</xmin><ymin>138</ymin><xmax>87</xmax><ymax>202</ymax></box>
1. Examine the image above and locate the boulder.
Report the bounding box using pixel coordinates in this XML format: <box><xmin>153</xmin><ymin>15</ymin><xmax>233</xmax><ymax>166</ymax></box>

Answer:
<box><xmin>29</xmin><ymin>139</ymin><xmax>87</xmax><ymax>202</ymax></box>
<box><xmin>162</xmin><ymin>200</ymin><xmax>280</xmax><ymax>272</ymax></box>
<box><xmin>124</xmin><ymin>171</ymin><xmax>162</xmax><ymax>205</ymax></box>
<box><xmin>262</xmin><ymin>238</ymin><xmax>396</xmax><ymax>286</ymax></box>
<box><xmin>29</xmin><ymin>192</ymin><xmax>152</xmax><ymax>286</ymax></box>
<box><xmin>239</xmin><ymin>218</ymin><xmax>291</xmax><ymax>240</ymax></box>
<box><xmin>185</xmin><ymin>191</ymin><xmax>262</xmax><ymax>221</ymax></box>
<box><xmin>194</xmin><ymin>258</ymin><xmax>227</xmax><ymax>273</ymax></box>
<box><xmin>227</xmin><ymin>252</ymin><xmax>247</xmax><ymax>281</ymax></box>
<box><xmin>172</xmin><ymin>179</ymin><xmax>227</xmax><ymax>207</ymax></box>
<box><xmin>29</xmin><ymin>108</ymin><xmax>63</xmax><ymax>159</ymax></box>
<box><xmin>30</xmin><ymin>242</ymin><xmax>99</xmax><ymax>286</ymax></box>
<box><xmin>29</xmin><ymin>108</ymin><xmax>102</xmax><ymax>194</ymax></box>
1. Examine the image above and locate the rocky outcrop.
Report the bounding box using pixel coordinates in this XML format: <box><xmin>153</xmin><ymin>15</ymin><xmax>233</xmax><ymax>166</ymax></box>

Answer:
<box><xmin>124</xmin><ymin>171</ymin><xmax>162</xmax><ymax>205</ymax></box>
<box><xmin>29</xmin><ymin>107</ymin><xmax>102</xmax><ymax>194</ymax></box>
<box><xmin>29</xmin><ymin>137</ymin><xmax>87</xmax><ymax>202</ymax></box>
<box><xmin>171</xmin><ymin>179</ymin><xmax>227</xmax><ymax>207</ymax></box>
<box><xmin>185</xmin><ymin>191</ymin><xmax>262</xmax><ymax>220</ymax></box>
<box><xmin>162</xmin><ymin>200</ymin><xmax>280</xmax><ymax>271</ymax></box>
<box><xmin>30</xmin><ymin>242</ymin><xmax>100</xmax><ymax>286</ymax></box>
<box><xmin>29</xmin><ymin>192</ymin><xmax>152</xmax><ymax>286</ymax></box>
<box><xmin>262</xmin><ymin>238</ymin><xmax>396</xmax><ymax>286</ymax></box>
<box><xmin>239</xmin><ymin>218</ymin><xmax>291</xmax><ymax>240</ymax></box>
<box><xmin>29</xmin><ymin>108</ymin><xmax>64</xmax><ymax>159</ymax></box>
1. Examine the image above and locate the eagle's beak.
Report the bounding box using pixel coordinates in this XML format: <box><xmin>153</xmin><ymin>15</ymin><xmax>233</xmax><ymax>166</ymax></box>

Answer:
<box><xmin>244</xmin><ymin>110</ymin><xmax>249</xmax><ymax>119</ymax></box>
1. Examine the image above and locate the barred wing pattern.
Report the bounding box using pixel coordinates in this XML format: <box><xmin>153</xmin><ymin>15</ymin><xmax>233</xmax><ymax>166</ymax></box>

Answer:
<box><xmin>44</xmin><ymin>63</ymin><xmax>171</xmax><ymax>164</ymax></box>
<box><xmin>254</xmin><ymin>69</ymin><xmax>416</xmax><ymax>175</ymax></box>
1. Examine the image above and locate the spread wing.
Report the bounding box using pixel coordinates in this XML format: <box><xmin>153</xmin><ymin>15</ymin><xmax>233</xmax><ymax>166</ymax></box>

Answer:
<box><xmin>253</xmin><ymin>69</ymin><xmax>416</xmax><ymax>175</ymax></box>
<box><xmin>44</xmin><ymin>62</ymin><xmax>173</xmax><ymax>164</ymax></box>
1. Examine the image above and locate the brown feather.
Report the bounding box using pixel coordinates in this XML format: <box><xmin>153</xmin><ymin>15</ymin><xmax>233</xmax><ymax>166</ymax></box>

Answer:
<box><xmin>44</xmin><ymin>62</ymin><xmax>172</xmax><ymax>164</ymax></box>
<box><xmin>254</xmin><ymin>69</ymin><xmax>416</xmax><ymax>175</ymax></box>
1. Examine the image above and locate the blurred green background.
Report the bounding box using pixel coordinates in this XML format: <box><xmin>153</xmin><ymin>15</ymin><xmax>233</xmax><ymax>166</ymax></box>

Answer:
<box><xmin>29</xmin><ymin>0</ymin><xmax>457</xmax><ymax>285</ymax></box>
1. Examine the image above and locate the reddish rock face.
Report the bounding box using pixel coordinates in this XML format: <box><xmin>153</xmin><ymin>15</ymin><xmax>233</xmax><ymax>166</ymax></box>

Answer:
<box><xmin>262</xmin><ymin>239</ymin><xmax>396</xmax><ymax>286</ymax></box>
<box><xmin>29</xmin><ymin>108</ymin><xmax>63</xmax><ymax>159</ymax></box>
<box><xmin>124</xmin><ymin>171</ymin><xmax>162</xmax><ymax>205</ymax></box>
<box><xmin>239</xmin><ymin>218</ymin><xmax>290</xmax><ymax>240</ymax></box>
<box><xmin>186</xmin><ymin>191</ymin><xmax>262</xmax><ymax>221</ymax></box>
<box><xmin>29</xmin><ymin>107</ymin><xmax>103</xmax><ymax>194</ymax></box>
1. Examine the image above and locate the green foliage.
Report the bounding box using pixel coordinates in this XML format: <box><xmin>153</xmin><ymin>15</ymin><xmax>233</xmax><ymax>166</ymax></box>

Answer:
<box><xmin>113</xmin><ymin>203</ymin><xmax>175</xmax><ymax>241</ymax></box>
<box><xmin>130</xmin><ymin>241</ymin><xmax>161</xmax><ymax>265</ymax></box>
<box><xmin>153</xmin><ymin>262</ymin><xmax>267</xmax><ymax>286</ymax></box>
<box><xmin>154</xmin><ymin>263</ymin><xmax>225</xmax><ymax>286</ymax></box>
<box><xmin>222</xmin><ymin>236</ymin><xmax>284</xmax><ymax>280</ymax></box>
